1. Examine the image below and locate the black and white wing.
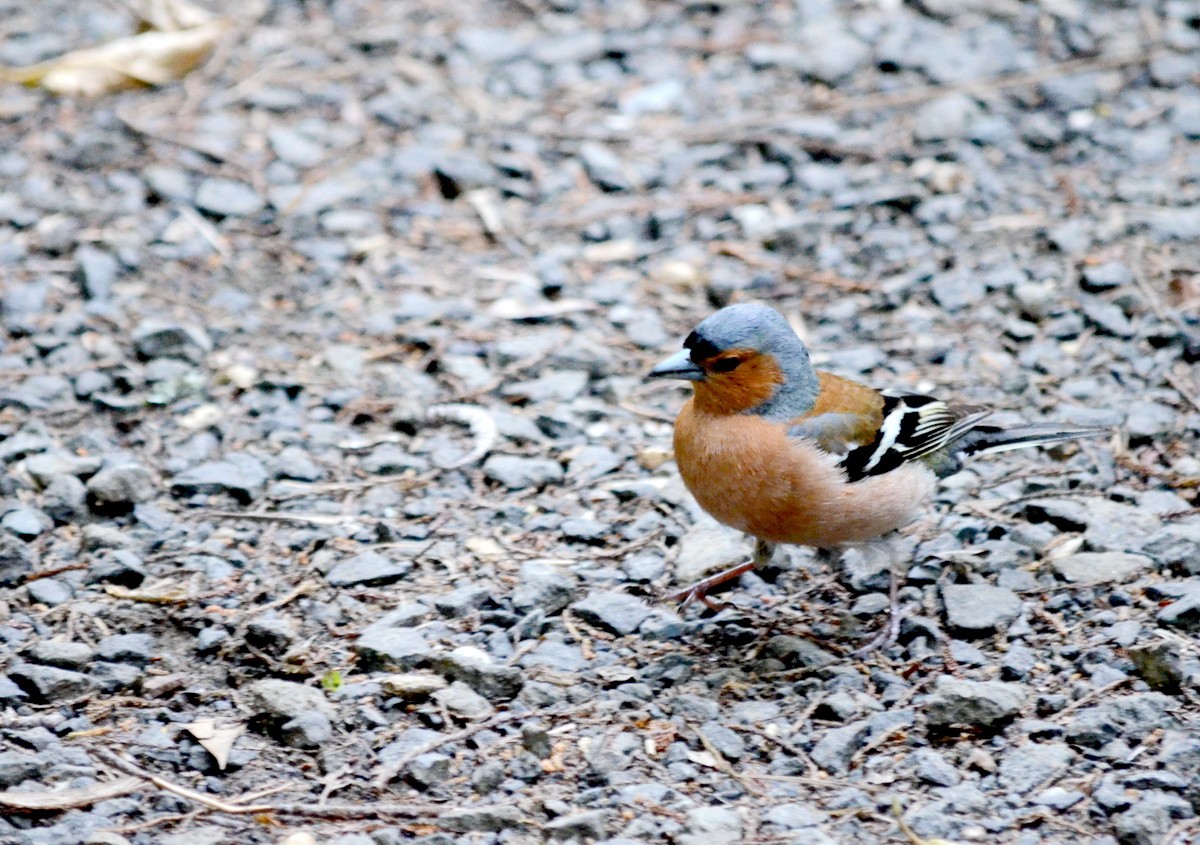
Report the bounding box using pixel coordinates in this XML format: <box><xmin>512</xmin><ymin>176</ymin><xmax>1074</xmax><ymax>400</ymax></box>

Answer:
<box><xmin>838</xmin><ymin>393</ymin><xmax>991</xmax><ymax>482</ymax></box>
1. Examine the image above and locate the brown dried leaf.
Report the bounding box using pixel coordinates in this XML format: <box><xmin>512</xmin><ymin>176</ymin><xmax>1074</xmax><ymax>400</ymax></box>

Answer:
<box><xmin>2</xmin><ymin>19</ymin><xmax>228</xmax><ymax>97</ymax></box>
<box><xmin>184</xmin><ymin>718</ymin><xmax>244</xmax><ymax>770</ymax></box>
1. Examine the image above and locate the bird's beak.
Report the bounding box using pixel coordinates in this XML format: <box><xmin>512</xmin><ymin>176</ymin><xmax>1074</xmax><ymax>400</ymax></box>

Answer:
<box><xmin>647</xmin><ymin>348</ymin><xmax>704</xmax><ymax>381</ymax></box>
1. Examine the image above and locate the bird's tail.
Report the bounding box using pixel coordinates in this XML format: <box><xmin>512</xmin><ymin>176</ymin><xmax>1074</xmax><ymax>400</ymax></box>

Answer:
<box><xmin>923</xmin><ymin>423</ymin><xmax>1110</xmax><ymax>478</ymax></box>
<box><xmin>956</xmin><ymin>423</ymin><xmax>1111</xmax><ymax>458</ymax></box>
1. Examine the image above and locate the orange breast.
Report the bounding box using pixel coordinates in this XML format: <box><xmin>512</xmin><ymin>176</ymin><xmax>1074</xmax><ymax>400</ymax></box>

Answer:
<box><xmin>673</xmin><ymin>399</ymin><xmax>933</xmax><ymax>547</ymax></box>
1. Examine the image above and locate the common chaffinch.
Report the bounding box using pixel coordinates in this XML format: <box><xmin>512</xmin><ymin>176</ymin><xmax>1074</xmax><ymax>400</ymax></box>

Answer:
<box><xmin>649</xmin><ymin>303</ymin><xmax>1107</xmax><ymax>650</ymax></box>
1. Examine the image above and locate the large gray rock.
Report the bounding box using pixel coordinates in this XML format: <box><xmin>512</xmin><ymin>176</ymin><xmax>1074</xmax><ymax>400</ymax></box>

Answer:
<box><xmin>997</xmin><ymin>742</ymin><xmax>1075</xmax><ymax>793</ymax></box>
<box><xmin>0</xmin><ymin>533</ymin><xmax>34</xmax><ymax>585</ymax></box>
<box><xmin>8</xmin><ymin>663</ymin><xmax>96</xmax><ymax>703</ymax></box>
<box><xmin>482</xmin><ymin>455</ymin><xmax>564</xmax><ymax>490</ymax></box>
<box><xmin>170</xmin><ymin>454</ymin><xmax>268</xmax><ymax>504</ymax></box>
<box><xmin>924</xmin><ymin>677</ymin><xmax>1027</xmax><ymax>728</ymax></box>
<box><xmin>570</xmin><ymin>590</ymin><xmax>652</xmax><ymax>636</ymax></box>
<box><xmin>241</xmin><ymin>679</ymin><xmax>333</xmax><ymax>725</ymax></box>
<box><xmin>942</xmin><ymin>583</ymin><xmax>1022</xmax><ymax>636</ymax></box>
<box><xmin>1050</xmin><ymin>552</ymin><xmax>1155</xmax><ymax>585</ymax></box>
<box><xmin>326</xmin><ymin>551</ymin><xmax>412</xmax><ymax>587</ymax></box>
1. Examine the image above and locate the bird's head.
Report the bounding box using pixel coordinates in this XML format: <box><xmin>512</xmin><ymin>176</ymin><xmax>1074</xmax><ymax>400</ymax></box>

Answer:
<box><xmin>648</xmin><ymin>303</ymin><xmax>819</xmax><ymax>419</ymax></box>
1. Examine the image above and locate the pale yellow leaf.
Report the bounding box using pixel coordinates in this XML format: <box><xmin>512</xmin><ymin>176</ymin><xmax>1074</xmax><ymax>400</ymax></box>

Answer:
<box><xmin>132</xmin><ymin>0</ymin><xmax>216</xmax><ymax>31</ymax></box>
<box><xmin>184</xmin><ymin>718</ymin><xmax>244</xmax><ymax>770</ymax></box>
<box><xmin>4</xmin><ymin>20</ymin><xmax>228</xmax><ymax>97</ymax></box>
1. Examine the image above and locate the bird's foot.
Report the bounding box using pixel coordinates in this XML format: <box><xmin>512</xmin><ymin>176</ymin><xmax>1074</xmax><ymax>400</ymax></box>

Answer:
<box><xmin>665</xmin><ymin>560</ymin><xmax>757</xmax><ymax>611</ymax></box>
<box><xmin>851</xmin><ymin>571</ymin><xmax>904</xmax><ymax>657</ymax></box>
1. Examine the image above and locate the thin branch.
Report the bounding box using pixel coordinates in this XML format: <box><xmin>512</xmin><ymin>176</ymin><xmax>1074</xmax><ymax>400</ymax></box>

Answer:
<box><xmin>96</xmin><ymin>749</ymin><xmax>446</xmax><ymax>819</ymax></box>
<box><xmin>0</xmin><ymin>777</ymin><xmax>143</xmax><ymax>811</ymax></box>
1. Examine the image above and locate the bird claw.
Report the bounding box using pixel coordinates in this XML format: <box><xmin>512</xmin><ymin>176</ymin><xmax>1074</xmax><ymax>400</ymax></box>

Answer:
<box><xmin>850</xmin><ymin>571</ymin><xmax>904</xmax><ymax>657</ymax></box>
<box><xmin>664</xmin><ymin>560</ymin><xmax>757</xmax><ymax>611</ymax></box>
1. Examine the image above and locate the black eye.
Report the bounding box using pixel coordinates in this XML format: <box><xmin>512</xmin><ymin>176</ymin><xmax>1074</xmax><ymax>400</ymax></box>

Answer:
<box><xmin>710</xmin><ymin>357</ymin><xmax>741</xmax><ymax>373</ymax></box>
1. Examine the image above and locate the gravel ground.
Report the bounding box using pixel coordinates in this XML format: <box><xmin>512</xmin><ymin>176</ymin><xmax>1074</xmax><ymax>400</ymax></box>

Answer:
<box><xmin>2</xmin><ymin>1</ymin><xmax>1200</xmax><ymax>843</ymax></box>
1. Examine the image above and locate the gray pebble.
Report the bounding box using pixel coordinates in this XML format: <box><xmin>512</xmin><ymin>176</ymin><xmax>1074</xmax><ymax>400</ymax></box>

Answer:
<box><xmin>326</xmin><ymin>551</ymin><xmax>413</xmax><ymax>587</ymax></box>
<box><xmin>483</xmin><ymin>455</ymin><xmax>563</xmax><ymax>490</ymax></box>
<box><xmin>942</xmin><ymin>583</ymin><xmax>1022</xmax><ymax>636</ymax></box>
<box><xmin>925</xmin><ymin>677</ymin><xmax>1027</xmax><ymax>728</ymax></box>
<box><xmin>194</xmin><ymin>178</ymin><xmax>265</xmax><ymax>217</ymax></box>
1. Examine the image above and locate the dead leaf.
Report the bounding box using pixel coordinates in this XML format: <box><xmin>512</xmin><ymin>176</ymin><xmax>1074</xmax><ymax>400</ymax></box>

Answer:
<box><xmin>104</xmin><ymin>581</ymin><xmax>190</xmax><ymax>604</ymax></box>
<box><xmin>133</xmin><ymin>0</ymin><xmax>216</xmax><ymax>31</ymax></box>
<box><xmin>2</xmin><ymin>19</ymin><xmax>228</xmax><ymax>97</ymax></box>
<box><xmin>0</xmin><ymin>777</ymin><xmax>143</xmax><ymax>810</ymax></box>
<box><xmin>184</xmin><ymin>718</ymin><xmax>244</xmax><ymax>770</ymax></box>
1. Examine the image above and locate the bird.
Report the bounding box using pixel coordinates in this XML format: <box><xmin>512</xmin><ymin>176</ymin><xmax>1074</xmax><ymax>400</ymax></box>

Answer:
<box><xmin>647</xmin><ymin>302</ymin><xmax>1108</xmax><ymax>651</ymax></box>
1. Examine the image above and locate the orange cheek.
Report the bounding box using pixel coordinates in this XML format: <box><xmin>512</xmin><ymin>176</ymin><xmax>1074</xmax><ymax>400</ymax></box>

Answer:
<box><xmin>693</xmin><ymin>356</ymin><xmax>783</xmax><ymax>415</ymax></box>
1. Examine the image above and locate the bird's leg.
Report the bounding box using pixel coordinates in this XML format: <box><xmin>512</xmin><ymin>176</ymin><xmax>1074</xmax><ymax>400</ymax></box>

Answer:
<box><xmin>666</xmin><ymin>538</ymin><xmax>776</xmax><ymax>611</ymax></box>
<box><xmin>851</xmin><ymin>568</ymin><xmax>904</xmax><ymax>657</ymax></box>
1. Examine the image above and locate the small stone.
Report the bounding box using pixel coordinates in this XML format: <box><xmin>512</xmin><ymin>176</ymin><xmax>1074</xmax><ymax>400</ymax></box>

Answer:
<box><xmin>0</xmin><ymin>750</ymin><xmax>41</xmax><ymax>787</ymax></box>
<box><xmin>8</xmin><ymin>663</ymin><xmax>96</xmax><ymax>703</ymax></box>
<box><xmin>925</xmin><ymin>677</ymin><xmax>1027</xmax><ymax>728</ymax></box>
<box><xmin>914</xmin><ymin>93</ymin><xmax>983</xmax><ymax>142</ymax></box>
<box><xmin>763</xmin><ymin>803</ymin><xmax>824</xmax><ymax>829</ymax></box>
<box><xmin>570</xmin><ymin>590</ymin><xmax>651</xmax><ymax>636</ymax></box>
<box><xmin>26</xmin><ymin>578</ymin><xmax>72</xmax><ymax>606</ymax></box>
<box><xmin>1126</xmin><ymin>402</ymin><xmax>1177</xmax><ymax>442</ymax></box>
<box><xmin>241</xmin><ymin>679</ymin><xmax>333</xmax><ymax>727</ymax></box>
<box><xmin>326</xmin><ymin>551</ymin><xmax>413</xmax><ymax>587</ymax></box>
<box><xmin>74</xmin><ymin>245</ymin><xmax>119</xmax><ymax>300</ymax></box>
<box><xmin>511</xmin><ymin>560</ymin><xmax>577</xmax><ymax>615</ymax></box>
<box><xmin>194</xmin><ymin>178</ymin><xmax>264</xmax><ymax>217</ymax></box>
<box><xmin>1051</xmin><ymin>552</ymin><xmax>1154</xmax><ymax>585</ymax></box>
<box><xmin>245</xmin><ymin>612</ymin><xmax>296</xmax><ymax>652</ymax></box>
<box><xmin>579</xmin><ymin>142</ymin><xmax>632</xmax><ymax>192</ymax></box>
<box><xmin>544</xmin><ymin>810</ymin><xmax>610</xmax><ymax>841</ymax></box>
<box><xmin>89</xmin><ymin>661</ymin><xmax>143</xmax><ymax>693</ymax></box>
<box><xmin>997</xmin><ymin>743</ymin><xmax>1075</xmax><ymax>793</ymax></box>
<box><xmin>698</xmin><ymin>721</ymin><xmax>744</xmax><ymax>761</ymax></box>
<box><xmin>1129</xmin><ymin>643</ymin><xmax>1186</xmax><ymax>692</ymax></box>
<box><xmin>433</xmin><ymin>583</ymin><xmax>491</xmax><ymax>617</ymax></box>
<box><xmin>355</xmin><ymin>628</ymin><xmax>434</xmax><ymax>670</ymax></box>
<box><xmin>132</xmin><ymin>321</ymin><xmax>213</xmax><ymax>362</ymax></box>
<box><xmin>280</xmin><ymin>712</ymin><xmax>333</xmax><ymax>748</ymax></box>
<box><xmin>1</xmin><ymin>506</ymin><xmax>52</xmax><ymax>539</ymax></box>
<box><xmin>1113</xmin><ymin>793</ymin><xmax>1194</xmax><ymax>845</ymax></box>
<box><xmin>912</xmin><ymin>748</ymin><xmax>961</xmax><ymax>786</ymax></box>
<box><xmin>482</xmin><ymin>455</ymin><xmax>564</xmax><ymax>490</ymax></box>
<box><xmin>380</xmin><ymin>672</ymin><xmax>448</xmax><ymax>698</ymax></box>
<box><xmin>942</xmin><ymin>583</ymin><xmax>1022</xmax><ymax>636</ymax></box>
<box><xmin>674</xmin><ymin>518</ymin><xmax>746</xmax><ymax>583</ymax></box>
<box><xmin>170</xmin><ymin>455</ymin><xmax>268</xmax><ymax>504</ymax></box>
<box><xmin>679</xmin><ymin>806</ymin><xmax>742</xmax><ymax>845</ymax></box>
<box><xmin>24</xmin><ymin>640</ymin><xmax>94</xmax><ymax>669</ymax></box>
<box><xmin>811</xmin><ymin>720</ymin><xmax>871</xmax><ymax>774</ymax></box>
<box><xmin>407</xmin><ymin>752</ymin><xmax>452</xmax><ymax>788</ymax></box>
<box><xmin>1081</xmin><ymin>261</ymin><xmax>1132</xmax><ymax>291</ymax></box>
<box><xmin>1032</xmin><ymin>786</ymin><xmax>1086</xmax><ymax>809</ymax></box>
<box><xmin>437</xmin><ymin>805</ymin><xmax>523</xmax><ymax>833</ymax></box>
<box><xmin>433</xmin><ymin>680</ymin><xmax>494</xmax><ymax>719</ymax></box>
<box><xmin>95</xmin><ymin>633</ymin><xmax>156</xmax><ymax>664</ymax></box>
<box><xmin>87</xmin><ymin>549</ymin><xmax>147</xmax><ymax>587</ymax></box>
<box><xmin>433</xmin><ymin>648</ymin><xmax>523</xmax><ymax>700</ymax></box>
<box><xmin>42</xmin><ymin>475</ymin><xmax>87</xmax><ymax>523</ymax></box>
<box><xmin>471</xmin><ymin>758</ymin><xmax>506</xmax><ymax>794</ymax></box>
<box><xmin>0</xmin><ymin>532</ymin><xmax>34</xmax><ymax>585</ymax></box>
<box><xmin>86</xmin><ymin>464</ymin><xmax>156</xmax><ymax>512</ymax></box>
